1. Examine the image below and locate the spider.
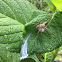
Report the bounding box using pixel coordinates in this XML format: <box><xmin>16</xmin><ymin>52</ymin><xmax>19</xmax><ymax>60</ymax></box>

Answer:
<box><xmin>34</xmin><ymin>18</ymin><xmax>57</xmax><ymax>42</ymax></box>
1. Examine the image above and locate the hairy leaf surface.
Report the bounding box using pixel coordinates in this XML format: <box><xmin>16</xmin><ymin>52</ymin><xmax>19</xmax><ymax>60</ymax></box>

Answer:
<box><xmin>0</xmin><ymin>0</ymin><xmax>62</xmax><ymax>62</ymax></box>
<box><xmin>25</xmin><ymin>11</ymin><xmax>62</xmax><ymax>54</ymax></box>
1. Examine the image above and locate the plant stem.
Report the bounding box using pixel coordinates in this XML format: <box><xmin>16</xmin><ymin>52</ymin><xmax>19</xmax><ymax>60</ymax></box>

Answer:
<box><xmin>44</xmin><ymin>53</ymin><xmax>46</xmax><ymax>62</ymax></box>
<box><xmin>50</xmin><ymin>48</ymin><xmax>60</xmax><ymax>62</ymax></box>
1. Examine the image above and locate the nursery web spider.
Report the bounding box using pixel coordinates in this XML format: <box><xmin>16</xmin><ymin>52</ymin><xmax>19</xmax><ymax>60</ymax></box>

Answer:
<box><xmin>34</xmin><ymin>18</ymin><xmax>57</xmax><ymax>42</ymax></box>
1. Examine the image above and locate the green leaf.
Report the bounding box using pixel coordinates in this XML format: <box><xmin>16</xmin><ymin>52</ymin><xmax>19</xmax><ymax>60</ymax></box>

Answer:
<box><xmin>0</xmin><ymin>0</ymin><xmax>37</xmax><ymax>52</ymax></box>
<box><xmin>21</xmin><ymin>55</ymin><xmax>40</xmax><ymax>62</ymax></box>
<box><xmin>0</xmin><ymin>0</ymin><xmax>62</xmax><ymax>62</ymax></box>
<box><xmin>25</xmin><ymin>11</ymin><xmax>62</xmax><ymax>54</ymax></box>
<box><xmin>28</xmin><ymin>55</ymin><xmax>40</xmax><ymax>62</ymax></box>
<box><xmin>0</xmin><ymin>49</ymin><xmax>21</xmax><ymax>62</ymax></box>
<box><xmin>0</xmin><ymin>13</ymin><xmax>24</xmax><ymax>52</ymax></box>
<box><xmin>21</xmin><ymin>58</ymin><xmax>36</xmax><ymax>62</ymax></box>
<box><xmin>51</xmin><ymin>0</ymin><xmax>62</xmax><ymax>11</ymax></box>
<box><xmin>45</xmin><ymin>46</ymin><xmax>62</xmax><ymax>61</ymax></box>
<box><xmin>0</xmin><ymin>0</ymin><xmax>37</xmax><ymax>24</ymax></box>
<box><xmin>44</xmin><ymin>0</ymin><xmax>56</xmax><ymax>12</ymax></box>
<box><xmin>0</xmin><ymin>0</ymin><xmax>37</xmax><ymax>61</ymax></box>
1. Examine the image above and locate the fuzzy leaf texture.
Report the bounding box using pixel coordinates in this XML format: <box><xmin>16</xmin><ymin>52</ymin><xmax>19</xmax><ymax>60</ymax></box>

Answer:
<box><xmin>21</xmin><ymin>55</ymin><xmax>40</xmax><ymax>62</ymax></box>
<box><xmin>25</xmin><ymin>11</ymin><xmax>62</xmax><ymax>54</ymax></box>
<box><xmin>0</xmin><ymin>49</ymin><xmax>21</xmax><ymax>62</ymax></box>
<box><xmin>0</xmin><ymin>0</ymin><xmax>62</xmax><ymax>62</ymax></box>
<box><xmin>0</xmin><ymin>0</ymin><xmax>37</xmax><ymax>62</ymax></box>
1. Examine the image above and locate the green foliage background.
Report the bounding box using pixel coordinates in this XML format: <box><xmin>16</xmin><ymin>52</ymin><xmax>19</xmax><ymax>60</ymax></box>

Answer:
<box><xmin>0</xmin><ymin>0</ymin><xmax>62</xmax><ymax>62</ymax></box>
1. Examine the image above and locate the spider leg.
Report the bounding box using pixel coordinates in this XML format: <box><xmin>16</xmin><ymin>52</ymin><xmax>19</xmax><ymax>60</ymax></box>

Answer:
<box><xmin>44</xmin><ymin>27</ymin><xmax>57</xmax><ymax>36</ymax></box>
<box><xmin>37</xmin><ymin>17</ymin><xmax>41</xmax><ymax>24</ymax></box>
<box><xmin>37</xmin><ymin>21</ymin><xmax>41</xmax><ymax>24</ymax></box>
<box><xmin>37</xmin><ymin>30</ymin><xmax>40</xmax><ymax>43</ymax></box>
<box><xmin>33</xmin><ymin>20</ymin><xmax>41</xmax><ymax>24</ymax></box>
<box><xmin>43</xmin><ymin>18</ymin><xmax>52</xmax><ymax>24</ymax></box>
<box><xmin>41</xmin><ymin>30</ymin><xmax>42</xmax><ymax>42</ymax></box>
<box><xmin>33</xmin><ymin>17</ymin><xmax>41</xmax><ymax>24</ymax></box>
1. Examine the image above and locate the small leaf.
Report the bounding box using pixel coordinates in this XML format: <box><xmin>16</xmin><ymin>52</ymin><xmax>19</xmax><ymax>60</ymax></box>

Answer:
<box><xmin>0</xmin><ymin>0</ymin><xmax>38</xmax><ymax>61</ymax></box>
<box><xmin>51</xmin><ymin>0</ymin><xmax>62</xmax><ymax>11</ymax></box>
<box><xmin>44</xmin><ymin>0</ymin><xmax>56</xmax><ymax>12</ymax></box>
<box><xmin>21</xmin><ymin>55</ymin><xmax>40</xmax><ymax>62</ymax></box>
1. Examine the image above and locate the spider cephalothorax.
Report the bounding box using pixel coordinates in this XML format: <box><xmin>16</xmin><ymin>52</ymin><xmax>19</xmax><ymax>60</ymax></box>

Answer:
<box><xmin>34</xmin><ymin>18</ymin><xmax>57</xmax><ymax>42</ymax></box>
<box><xmin>36</xmin><ymin>23</ymin><xmax>45</xmax><ymax>32</ymax></box>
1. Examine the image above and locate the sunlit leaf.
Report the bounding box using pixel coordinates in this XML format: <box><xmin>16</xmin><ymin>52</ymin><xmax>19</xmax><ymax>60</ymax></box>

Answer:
<box><xmin>51</xmin><ymin>0</ymin><xmax>62</xmax><ymax>11</ymax></box>
<box><xmin>44</xmin><ymin>0</ymin><xmax>56</xmax><ymax>12</ymax></box>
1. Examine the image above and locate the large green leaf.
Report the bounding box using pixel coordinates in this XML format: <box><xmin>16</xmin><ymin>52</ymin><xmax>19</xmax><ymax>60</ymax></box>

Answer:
<box><xmin>0</xmin><ymin>0</ymin><xmax>62</xmax><ymax>62</ymax></box>
<box><xmin>51</xmin><ymin>0</ymin><xmax>62</xmax><ymax>11</ymax></box>
<box><xmin>0</xmin><ymin>0</ymin><xmax>37</xmax><ymax>61</ymax></box>
<box><xmin>25</xmin><ymin>11</ymin><xmax>62</xmax><ymax>54</ymax></box>
<box><xmin>0</xmin><ymin>0</ymin><xmax>37</xmax><ymax>53</ymax></box>
<box><xmin>0</xmin><ymin>0</ymin><xmax>37</xmax><ymax>50</ymax></box>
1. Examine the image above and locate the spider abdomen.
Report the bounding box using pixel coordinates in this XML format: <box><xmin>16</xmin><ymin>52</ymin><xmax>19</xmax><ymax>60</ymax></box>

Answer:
<box><xmin>38</xmin><ymin>28</ymin><xmax>44</xmax><ymax>32</ymax></box>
